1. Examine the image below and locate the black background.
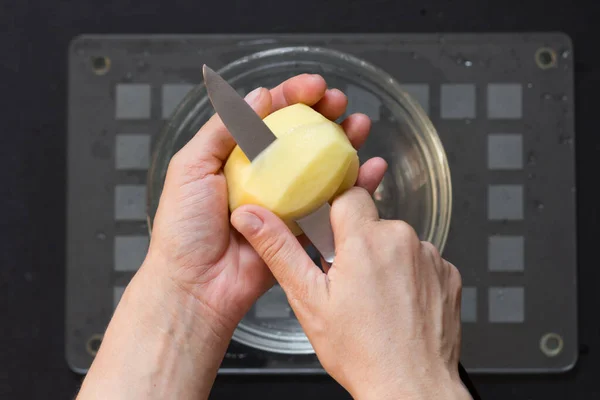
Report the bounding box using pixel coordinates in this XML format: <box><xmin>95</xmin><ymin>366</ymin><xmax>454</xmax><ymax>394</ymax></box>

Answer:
<box><xmin>1</xmin><ymin>0</ymin><xmax>599</xmax><ymax>398</ymax></box>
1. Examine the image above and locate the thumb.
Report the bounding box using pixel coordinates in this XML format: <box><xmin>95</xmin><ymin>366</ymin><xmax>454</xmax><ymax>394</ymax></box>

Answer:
<box><xmin>231</xmin><ymin>205</ymin><xmax>325</xmax><ymax>303</ymax></box>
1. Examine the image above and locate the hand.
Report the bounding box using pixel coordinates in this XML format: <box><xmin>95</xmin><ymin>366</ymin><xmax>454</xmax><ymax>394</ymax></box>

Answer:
<box><xmin>147</xmin><ymin>74</ymin><xmax>387</xmax><ymax>336</ymax></box>
<box><xmin>77</xmin><ymin>75</ymin><xmax>387</xmax><ymax>400</ymax></box>
<box><xmin>232</xmin><ymin>188</ymin><xmax>471</xmax><ymax>400</ymax></box>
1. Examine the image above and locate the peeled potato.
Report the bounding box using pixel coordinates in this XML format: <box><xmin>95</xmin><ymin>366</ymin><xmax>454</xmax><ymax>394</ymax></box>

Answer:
<box><xmin>224</xmin><ymin>103</ymin><xmax>359</xmax><ymax>235</ymax></box>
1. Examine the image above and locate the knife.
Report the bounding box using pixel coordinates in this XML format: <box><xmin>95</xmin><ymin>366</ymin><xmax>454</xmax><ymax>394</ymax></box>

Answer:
<box><xmin>203</xmin><ymin>65</ymin><xmax>335</xmax><ymax>264</ymax></box>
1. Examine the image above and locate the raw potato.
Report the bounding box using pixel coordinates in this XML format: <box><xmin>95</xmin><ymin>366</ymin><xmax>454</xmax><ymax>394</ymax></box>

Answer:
<box><xmin>224</xmin><ymin>103</ymin><xmax>359</xmax><ymax>235</ymax></box>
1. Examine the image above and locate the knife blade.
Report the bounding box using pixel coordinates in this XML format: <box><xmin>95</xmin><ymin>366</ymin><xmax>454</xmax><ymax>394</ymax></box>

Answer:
<box><xmin>202</xmin><ymin>65</ymin><xmax>335</xmax><ymax>264</ymax></box>
<box><xmin>295</xmin><ymin>203</ymin><xmax>335</xmax><ymax>264</ymax></box>
<box><xmin>203</xmin><ymin>65</ymin><xmax>276</xmax><ymax>162</ymax></box>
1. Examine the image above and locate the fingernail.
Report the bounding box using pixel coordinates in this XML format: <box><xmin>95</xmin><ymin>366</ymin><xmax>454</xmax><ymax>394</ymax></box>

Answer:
<box><xmin>245</xmin><ymin>87</ymin><xmax>263</xmax><ymax>105</ymax></box>
<box><xmin>309</xmin><ymin>74</ymin><xmax>324</xmax><ymax>83</ymax></box>
<box><xmin>232</xmin><ymin>212</ymin><xmax>263</xmax><ymax>234</ymax></box>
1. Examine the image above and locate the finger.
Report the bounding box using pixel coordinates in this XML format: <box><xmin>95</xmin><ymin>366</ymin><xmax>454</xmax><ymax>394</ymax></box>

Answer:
<box><xmin>330</xmin><ymin>187</ymin><xmax>379</xmax><ymax>244</ymax></box>
<box><xmin>172</xmin><ymin>87</ymin><xmax>272</xmax><ymax>179</ymax></box>
<box><xmin>237</xmin><ymin>237</ymin><xmax>277</xmax><ymax>295</ymax></box>
<box><xmin>312</xmin><ymin>89</ymin><xmax>348</xmax><ymax>120</ymax></box>
<box><xmin>356</xmin><ymin>157</ymin><xmax>388</xmax><ymax>195</ymax></box>
<box><xmin>231</xmin><ymin>205</ymin><xmax>326</xmax><ymax>304</ymax></box>
<box><xmin>270</xmin><ymin>74</ymin><xmax>327</xmax><ymax>111</ymax></box>
<box><xmin>341</xmin><ymin>113</ymin><xmax>371</xmax><ymax>150</ymax></box>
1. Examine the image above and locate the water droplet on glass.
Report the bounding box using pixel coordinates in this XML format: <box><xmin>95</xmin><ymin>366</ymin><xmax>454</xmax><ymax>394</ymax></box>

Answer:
<box><xmin>558</xmin><ymin>135</ymin><xmax>573</xmax><ymax>145</ymax></box>
<box><xmin>123</xmin><ymin>72</ymin><xmax>134</xmax><ymax>81</ymax></box>
<box><xmin>527</xmin><ymin>83</ymin><xmax>533</xmax><ymax>89</ymax></box>
<box><xmin>535</xmin><ymin>200</ymin><xmax>545</xmax><ymax>211</ymax></box>
<box><xmin>543</xmin><ymin>93</ymin><xmax>552</xmax><ymax>100</ymax></box>
<box><xmin>561</xmin><ymin>50</ymin><xmax>570</xmax><ymax>59</ymax></box>
<box><xmin>464</xmin><ymin>60</ymin><xmax>473</xmax><ymax>67</ymax></box>
<box><xmin>527</xmin><ymin>173</ymin><xmax>536</xmax><ymax>180</ymax></box>
<box><xmin>561</xmin><ymin>95</ymin><xmax>568</xmax><ymax>101</ymax></box>
<box><xmin>96</xmin><ymin>232</ymin><xmax>106</xmax><ymax>240</ymax></box>
<box><xmin>137</xmin><ymin>60</ymin><xmax>147</xmax><ymax>70</ymax></box>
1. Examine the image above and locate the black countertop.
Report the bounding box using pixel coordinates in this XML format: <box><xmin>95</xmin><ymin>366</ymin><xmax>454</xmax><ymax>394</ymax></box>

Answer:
<box><xmin>1</xmin><ymin>0</ymin><xmax>600</xmax><ymax>398</ymax></box>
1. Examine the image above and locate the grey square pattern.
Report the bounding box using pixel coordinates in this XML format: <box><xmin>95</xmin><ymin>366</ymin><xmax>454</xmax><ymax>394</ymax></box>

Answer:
<box><xmin>488</xmin><ymin>134</ymin><xmax>523</xmax><ymax>170</ymax></box>
<box><xmin>441</xmin><ymin>84</ymin><xmax>476</xmax><ymax>119</ymax></box>
<box><xmin>488</xmin><ymin>185</ymin><xmax>524</xmax><ymax>220</ymax></box>
<box><xmin>115</xmin><ymin>84</ymin><xmax>151</xmax><ymax>119</ymax></box>
<box><xmin>114</xmin><ymin>235</ymin><xmax>149</xmax><ymax>271</ymax></box>
<box><xmin>487</xmin><ymin>83</ymin><xmax>523</xmax><ymax>119</ymax></box>
<box><xmin>402</xmin><ymin>84</ymin><xmax>430</xmax><ymax>115</ymax></box>
<box><xmin>489</xmin><ymin>236</ymin><xmax>525</xmax><ymax>272</ymax></box>
<box><xmin>162</xmin><ymin>83</ymin><xmax>195</xmax><ymax>119</ymax></box>
<box><xmin>115</xmin><ymin>184</ymin><xmax>147</xmax><ymax>220</ymax></box>
<box><xmin>116</xmin><ymin>134</ymin><xmax>151</xmax><ymax>170</ymax></box>
<box><xmin>461</xmin><ymin>287</ymin><xmax>477</xmax><ymax>323</ymax></box>
<box><xmin>346</xmin><ymin>84</ymin><xmax>381</xmax><ymax>122</ymax></box>
<box><xmin>255</xmin><ymin>286</ymin><xmax>291</xmax><ymax>318</ymax></box>
<box><xmin>489</xmin><ymin>287</ymin><xmax>525</xmax><ymax>323</ymax></box>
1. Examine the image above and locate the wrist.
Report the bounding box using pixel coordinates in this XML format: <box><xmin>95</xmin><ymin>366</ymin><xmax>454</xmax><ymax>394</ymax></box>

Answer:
<box><xmin>136</xmin><ymin>252</ymin><xmax>236</xmax><ymax>346</ymax></box>
<box><xmin>78</xmin><ymin>255</ymin><xmax>232</xmax><ymax>399</ymax></box>
<box><xmin>352</xmin><ymin>366</ymin><xmax>472</xmax><ymax>400</ymax></box>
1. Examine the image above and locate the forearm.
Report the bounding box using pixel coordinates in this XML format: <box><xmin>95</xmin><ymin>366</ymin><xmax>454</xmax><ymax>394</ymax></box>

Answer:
<box><xmin>77</xmin><ymin>259</ymin><xmax>231</xmax><ymax>400</ymax></box>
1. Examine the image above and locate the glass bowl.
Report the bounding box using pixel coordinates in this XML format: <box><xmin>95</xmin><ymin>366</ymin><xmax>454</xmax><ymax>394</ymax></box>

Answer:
<box><xmin>147</xmin><ymin>46</ymin><xmax>452</xmax><ymax>354</ymax></box>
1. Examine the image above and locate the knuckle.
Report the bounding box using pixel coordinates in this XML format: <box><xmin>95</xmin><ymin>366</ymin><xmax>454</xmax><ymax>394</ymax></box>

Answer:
<box><xmin>420</xmin><ymin>240</ymin><xmax>441</xmax><ymax>260</ymax></box>
<box><xmin>259</xmin><ymin>233</ymin><xmax>289</xmax><ymax>266</ymax></box>
<box><xmin>330</xmin><ymin>186</ymin><xmax>373</xmax><ymax>226</ymax></box>
<box><xmin>168</xmin><ymin>150</ymin><xmax>210</xmax><ymax>182</ymax></box>
<box><xmin>447</xmin><ymin>261</ymin><xmax>463</xmax><ymax>290</ymax></box>
<box><xmin>390</xmin><ymin>220</ymin><xmax>420</xmax><ymax>248</ymax></box>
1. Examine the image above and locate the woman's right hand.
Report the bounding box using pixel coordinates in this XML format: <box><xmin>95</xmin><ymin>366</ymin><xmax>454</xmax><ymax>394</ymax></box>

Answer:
<box><xmin>231</xmin><ymin>187</ymin><xmax>472</xmax><ymax>400</ymax></box>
